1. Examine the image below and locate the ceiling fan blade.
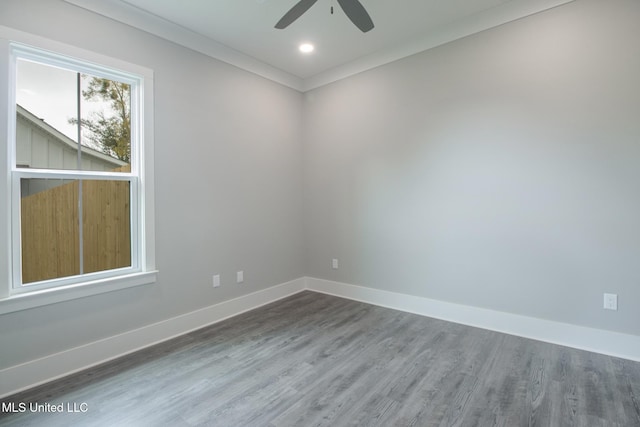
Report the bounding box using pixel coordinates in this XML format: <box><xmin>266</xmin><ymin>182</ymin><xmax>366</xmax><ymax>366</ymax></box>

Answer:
<box><xmin>275</xmin><ymin>0</ymin><xmax>319</xmax><ymax>29</ymax></box>
<box><xmin>337</xmin><ymin>0</ymin><xmax>374</xmax><ymax>32</ymax></box>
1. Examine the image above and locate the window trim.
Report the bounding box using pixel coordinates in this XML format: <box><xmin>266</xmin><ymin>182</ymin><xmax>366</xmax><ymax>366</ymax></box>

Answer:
<box><xmin>0</xmin><ymin>26</ymin><xmax>156</xmax><ymax>315</ymax></box>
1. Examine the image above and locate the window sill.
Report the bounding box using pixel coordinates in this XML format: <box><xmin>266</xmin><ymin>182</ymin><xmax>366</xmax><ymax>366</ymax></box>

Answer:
<box><xmin>0</xmin><ymin>271</ymin><xmax>158</xmax><ymax>315</ymax></box>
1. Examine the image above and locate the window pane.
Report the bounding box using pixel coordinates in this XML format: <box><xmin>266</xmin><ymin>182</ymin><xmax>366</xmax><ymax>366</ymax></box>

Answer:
<box><xmin>16</xmin><ymin>59</ymin><xmax>131</xmax><ymax>172</ymax></box>
<box><xmin>83</xmin><ymin>180</ymin><xmax>131</xmax><ymax>274</ymax></box>
<box><xmin>20</xmin><ymin>178</ymin><xmax>131</xmax><ymax>284</ymax></box>
<box><xmin>21</xmin><ymin>178</ymin><xmax>80</xmax><ymax>284</ymax></box>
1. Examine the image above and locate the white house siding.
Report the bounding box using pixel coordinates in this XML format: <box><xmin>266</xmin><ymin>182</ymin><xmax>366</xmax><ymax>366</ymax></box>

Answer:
<box><xmin>16</xmin><ymin>106</ymin><xmax>126</xmax><ymax>196</ymax></box>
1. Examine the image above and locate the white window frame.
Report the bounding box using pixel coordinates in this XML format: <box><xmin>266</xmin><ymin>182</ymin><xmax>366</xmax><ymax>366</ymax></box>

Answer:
<box><xmin>0</xmin><ymin>26</ymin><xmax>156</xmax><ymax>314</ymax></box>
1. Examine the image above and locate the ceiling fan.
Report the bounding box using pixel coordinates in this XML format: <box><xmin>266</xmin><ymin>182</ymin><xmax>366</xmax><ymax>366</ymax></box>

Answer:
<box><xmin>275</xmin><ymin>0</ymin><xmax>374</xmax><ymax>33</ymax></box>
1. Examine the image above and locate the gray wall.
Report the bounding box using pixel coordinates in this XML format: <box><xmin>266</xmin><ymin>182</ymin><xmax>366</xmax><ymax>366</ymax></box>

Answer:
<box><xmin>0</xmin><ymin>0</ymin><xmax>304</xmax><ymax>369</ymax></box>
<box><xmin>303</xmin><ymin>0</ymin><xmax>640</xmax><ymax>336</ymax></box>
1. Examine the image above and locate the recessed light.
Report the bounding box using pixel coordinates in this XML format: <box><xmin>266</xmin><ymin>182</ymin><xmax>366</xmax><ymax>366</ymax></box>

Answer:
<box><xmin>299</xmin><ymin>43</ymin><xmax>314</xmax><ymax>53</ymax></box>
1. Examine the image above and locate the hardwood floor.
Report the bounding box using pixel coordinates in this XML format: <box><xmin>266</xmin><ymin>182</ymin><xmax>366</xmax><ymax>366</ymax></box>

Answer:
<box><xmin>1</xmin><ymin>291</ymin><xmax>639</xmax><ymax>426</ymax></box>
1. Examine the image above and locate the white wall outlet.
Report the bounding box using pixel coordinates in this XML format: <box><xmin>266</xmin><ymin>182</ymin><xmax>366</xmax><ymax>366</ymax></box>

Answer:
<box><xmin>237</xmin><ymin>271</ymin><xmax>244</xmax><ymax>283</ymax></box>
<box><xmin>603</xmin><ymin>293</ymin><xmax>618</xmax><ymax>311</ymax></box>
<box><xmin>332</xmin><ymin>258</ymin><xmax>339</xmax><ymax>269</ymax></box>
<box><xmin>213</xmin><ymin>274</ymin><xmax>220</xmax><ymax>288</ymax></box>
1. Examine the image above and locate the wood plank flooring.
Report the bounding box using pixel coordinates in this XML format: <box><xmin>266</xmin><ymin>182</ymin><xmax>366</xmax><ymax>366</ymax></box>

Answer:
<box><xmin>1</xmin><ymin>291</ymin><xmax>639</xmax><ymax>426</ymax></box>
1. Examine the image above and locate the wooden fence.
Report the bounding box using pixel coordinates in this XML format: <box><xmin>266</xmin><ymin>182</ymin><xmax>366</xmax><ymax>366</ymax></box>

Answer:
<box><xmin>21</xmin><ymin>165</ymin><xmax>131</xmax><ymax>283</ymax></box>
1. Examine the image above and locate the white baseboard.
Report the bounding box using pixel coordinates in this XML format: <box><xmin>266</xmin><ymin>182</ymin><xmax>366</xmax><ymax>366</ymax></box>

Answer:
<box><xmin>3</xmin><ymin>275</ymin><xmax>638</xmax><ymax>399</ymax></box>
<box><xmin>305</xmin><ymin>277</ymin><xmax>640</xmax><ymax>362</ymax></box>
<box><xmin>0</xmin><ymin>277</ymin><xmax>306</xmax><ymax>399</ymax></box>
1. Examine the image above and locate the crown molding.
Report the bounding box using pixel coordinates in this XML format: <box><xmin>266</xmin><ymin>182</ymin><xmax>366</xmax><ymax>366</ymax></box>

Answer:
<box><xmin>63</xmin><ymin>0</ymin><xmax>304</xmax><ymax>91</ymax></box>
<box><xmin>64</xmin><ymin>0</ymin><xmax>575</xmax><ymax>92</ymax></box>
<box><xmin>302</xmin><ymin>0</ymin><xmax>576</xmax><ymax>91</ymax></box>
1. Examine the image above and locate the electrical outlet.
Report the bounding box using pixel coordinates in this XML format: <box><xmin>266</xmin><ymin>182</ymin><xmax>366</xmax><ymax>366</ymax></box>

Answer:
<box><xmin>603</xmin><ymin>293</ymin><xmax>618</xmax><ymax>311</ymax></box>
<box><xmin>237</xmin><ymin>271</ymin><xmax>244</xmax><ymax>283</ymax></box>
<box><xmin>213</xmin><ymin>274</ymin><xmax>220</xmax><ymax>288</ymax></box>
<box><xmin>332</xmin><ymin>258</ymin><xmax>339</xmax><ymax>269</ymax></box>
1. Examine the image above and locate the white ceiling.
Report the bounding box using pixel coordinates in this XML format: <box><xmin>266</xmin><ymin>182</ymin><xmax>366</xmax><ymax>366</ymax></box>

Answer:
<box><xmin>65</xmin><ymin>0</ymin><xmax>574</xmax><ymax>91</ymax></box>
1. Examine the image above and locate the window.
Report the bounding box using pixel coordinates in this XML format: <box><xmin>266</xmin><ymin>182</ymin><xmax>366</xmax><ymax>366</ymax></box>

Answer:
<box><xmin>0</xmin><ymin>30</ymin><xmax>156</xmax><ymax>314</ymax></box>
